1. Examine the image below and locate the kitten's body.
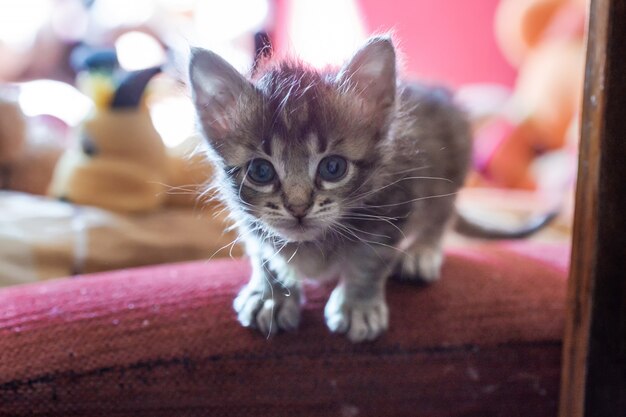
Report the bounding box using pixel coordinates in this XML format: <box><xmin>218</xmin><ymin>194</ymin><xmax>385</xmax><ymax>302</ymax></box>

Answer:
<box><xmin>190</xmin><ymin>37</ymin><xmax>472</xmax><ymax>342</ymax></box>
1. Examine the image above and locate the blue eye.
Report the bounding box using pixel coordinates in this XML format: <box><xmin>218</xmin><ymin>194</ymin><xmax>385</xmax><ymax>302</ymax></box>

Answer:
<box><xmin>247</xmin><ymin>159</ymin><xmax>276</xmax><ymax>184</ymax></box>
<box><xmin>318</xmin><ymin>155</ymin><xmax>348</xmax><ymax>182</ymax></box>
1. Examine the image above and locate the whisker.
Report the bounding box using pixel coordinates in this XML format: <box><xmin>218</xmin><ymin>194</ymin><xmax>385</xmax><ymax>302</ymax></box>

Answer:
<box><xmin>341</xmin><ymin>223</ymin><xmax>410</xmax><ymax>258</ymax></box>
<box><xmin>327</xmin><ymin>222</ymin><xmax>357</xmax><ymax>243</ymax></box>
<box><xmin>286</xmin><ymin>244</ymin><xmax>299</xmax><ymax>264</ymax></box>
<box><xmin>361</xmin><ymin>191</ymin><xmax>458</xmax><ymax>209</ymax></box>
<box><xmin>345</xmin><ymin>164</ymin><xmax>433</xmax><ymax>200</ymax></box>
<box><xmin>339</xmin><ymin>222</ymin><xmax>391</xmax><ymax>240</ymax></box>
<box><xmin>262</xmin><ymin>240</ymin><xmax>289</xmax><ymax>269</ymax></box>
<box><xmin>311</xmin><ymin>239</ymin><xmax>326</xmax><ymax>261</ymax></box>
<box><xmin>148</xmin><ymin>181</ymin><xmax>202</xmax><ymax>193</ymax></box>
<box><xmin>346</xmin><ymin>176</ymin><xmax>454</xmax><ymax>205</ymax></box>
<box><xmin>339</xmin><ymin>214</ymin><xmax>407</xmax><ymax>240</ymax></box>
<box><xmin>330</xmin><ymin>221</ymin><xmax>384</xmax><ymax>261</ymax></box>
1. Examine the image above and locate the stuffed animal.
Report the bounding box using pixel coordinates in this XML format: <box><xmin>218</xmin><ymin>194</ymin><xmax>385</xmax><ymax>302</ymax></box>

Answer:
<box><xmin>48</xmin><ymin>50</ymin><xmax>214</xmax><ymax>213</ymax></box>
<box><xmin>0</xmin><ymin>96</ymin><xmax>26</xmax><ymax>189</ymax></box>
<box><xmin>471</xmin><ymin>0</ymin><xmax>586</xmax><ymax>189</ymax></box>
<box><xmin>0</xmin><ymin>92</ymin><xmax>67</xmax><ymax>195</ymax></box>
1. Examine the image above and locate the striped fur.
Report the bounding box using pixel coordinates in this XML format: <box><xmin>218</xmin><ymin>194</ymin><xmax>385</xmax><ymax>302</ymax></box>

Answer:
<box><xmin>190</xmin><ymin>36</ymin><xmax>471</xmax><ymax>342</ymax></box>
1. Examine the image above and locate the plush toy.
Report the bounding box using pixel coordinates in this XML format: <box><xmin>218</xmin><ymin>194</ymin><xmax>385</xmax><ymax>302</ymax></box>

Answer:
<box><xmin>470</xmin><ymin>0</ymin><xmax>586</xmax><ymax>189</ymax></box>
<box><xmin>0</xmin><ymin>96</ymin><xmax>26</xmax><ymax>189</ymax></box>
<box><xmin>48</xmin><ymin>50</ymin><xmax>214</xmax><ymax>213</ymax></box>
<box><xmin>0</xmin><ymin>92</ymin><xmax>67</xmax><ymax>195</ymax></box>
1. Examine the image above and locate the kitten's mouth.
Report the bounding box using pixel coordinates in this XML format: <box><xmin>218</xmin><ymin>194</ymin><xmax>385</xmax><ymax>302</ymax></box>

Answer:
<box><xmin>273</xmin><ymin>221</ymin><xmax>323</xmax><ymax>242</ymax></box>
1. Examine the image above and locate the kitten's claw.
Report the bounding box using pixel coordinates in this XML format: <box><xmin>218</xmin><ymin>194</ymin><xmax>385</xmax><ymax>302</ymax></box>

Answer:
<box><xmin>324</xmin><ymin>285</ymin><xmax>389</xmax><ymax>343</ymax></box>
<box><xmin>234</xmin><ymin>284</ymin><xmax>301</xmax><ymax>336</ymax></box>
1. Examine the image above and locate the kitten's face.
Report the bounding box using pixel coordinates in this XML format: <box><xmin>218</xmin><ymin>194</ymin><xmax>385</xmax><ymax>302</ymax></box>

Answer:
<box><xmin>189</xmin><ymin>38</ymin><xmax>396</xmax><ymax>242</ymax></box>
<box><xmin>236</xmin><ymin>142</ymin><xmax>359</xmax><ymax>242</ymax></box>
<box><xmin>223</xmin><ymin>98</ymin><xmax>376</xmax><ymax>242</ymax></box>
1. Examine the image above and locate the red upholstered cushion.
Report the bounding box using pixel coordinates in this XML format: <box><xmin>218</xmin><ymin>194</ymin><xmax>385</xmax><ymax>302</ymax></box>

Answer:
<box><xmin>0</xmin><ymin>242</ymin><xmax>569</xmax><ymax>417</ymax></box>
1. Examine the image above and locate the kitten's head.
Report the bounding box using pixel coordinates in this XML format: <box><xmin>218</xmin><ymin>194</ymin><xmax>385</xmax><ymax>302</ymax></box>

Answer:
<box><xmin>189</xmin><ymin>37</ymin><xmax>397</xmax><ymax>242</ymax></box>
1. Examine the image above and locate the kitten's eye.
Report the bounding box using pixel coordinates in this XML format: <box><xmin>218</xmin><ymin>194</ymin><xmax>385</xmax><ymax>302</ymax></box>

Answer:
<box><xmin>318</xmin><ymin>155</ymin><xmax>348</xmax><ymax>182</ymax></box>
<box><xmin>247</xmin><ymin>159</ymin><xmax>276</xmax><ymax>184</ymax></box>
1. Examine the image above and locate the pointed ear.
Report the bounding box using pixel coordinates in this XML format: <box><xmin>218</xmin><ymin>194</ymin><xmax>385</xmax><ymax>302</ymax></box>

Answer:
<box><xmin>188</xmin><ymin>47</ymin><xmax>255</xmax><ymax>141</ymax></box>
<box><xmin>336</xmin><ymin>36</ymin><xmax>397</xmax><ymax>113</ymax></box>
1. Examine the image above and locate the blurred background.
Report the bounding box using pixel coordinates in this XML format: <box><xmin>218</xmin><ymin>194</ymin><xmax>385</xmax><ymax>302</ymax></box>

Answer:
<box><xmin>0</xmin><ymin>0</ymin><xmax>584</xmax><ymax>285</ymax></box>
<box><xmin>0</xmin><ymin>0</ymin><xmax>519</xmax><ymax>149</ymax></box>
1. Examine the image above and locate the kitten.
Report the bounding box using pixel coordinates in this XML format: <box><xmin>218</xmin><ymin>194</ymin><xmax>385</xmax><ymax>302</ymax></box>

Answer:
<box><xmin>189</xmin><ymin>36</ymin><xmax>542</xmax><ymax>342</ymax></box>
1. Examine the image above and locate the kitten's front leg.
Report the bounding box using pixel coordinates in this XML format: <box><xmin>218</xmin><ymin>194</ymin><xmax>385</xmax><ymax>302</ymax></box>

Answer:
<box><xmin>324</xmin><ymin>253</ymin><xmax>392</xmax><ymax>343</ymax></box>
<box><xmin>234</xmin><ymin>252</ymin><xmax>302</xmax><ymax>336</ymax></box>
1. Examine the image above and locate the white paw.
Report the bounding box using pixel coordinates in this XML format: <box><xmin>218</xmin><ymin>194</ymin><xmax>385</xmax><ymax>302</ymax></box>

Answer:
<box><xmin>233</xmin><ymin>283</ymin><xmax>301</xmax><ymax>336</ymax></box>
<box><xmin>324</xmin><ymin>285</ymin><xmax>389</xmax><ymax>343</ymax></box>
<box><xmin>400</xmin><ymin>247</ymin><xmax>443</xmax><ymax>283</ymax></box>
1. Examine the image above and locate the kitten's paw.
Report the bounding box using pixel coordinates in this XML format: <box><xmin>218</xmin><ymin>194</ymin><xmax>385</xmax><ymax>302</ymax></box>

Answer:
<box><xmin>233</xmin><ymin>284</ymin><xmax>301</xmax><ymax>336</ymax></box>
<box><xmin>324</xmin><ymin>286</ymin><xmax>389</xmax><ymax>343</ymax></box>
<box><xmin>397</xmin><ymin>247</ymin><xmax>443</xmax><ymax>283</ymax></box>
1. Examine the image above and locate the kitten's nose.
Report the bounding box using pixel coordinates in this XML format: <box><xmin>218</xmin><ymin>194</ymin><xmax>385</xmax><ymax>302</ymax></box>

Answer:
<box><xmin>285</xmin><ymin>202</ymin><xmax>312</xmax><ymax>220</ymax></box>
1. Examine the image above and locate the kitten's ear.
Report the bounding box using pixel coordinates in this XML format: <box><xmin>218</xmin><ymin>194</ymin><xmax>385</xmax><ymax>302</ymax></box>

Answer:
<box><xmin>336</xmin><ymin>36</ymin><xmax>397</xmax><ymax>113</ymax></box>
<box><xmin>189</xmin><ymin>47</ymin><xmax>255</xmax><ymax>140</ymax></box>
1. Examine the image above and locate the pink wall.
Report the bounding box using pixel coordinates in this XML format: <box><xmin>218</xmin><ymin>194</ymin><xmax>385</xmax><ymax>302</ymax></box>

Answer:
<box><xmin>358</xmin><ymin>0</ymin><xmax>516</xmax><ymax>87</ymax></box>
<box><xmin>273</xmin><ymin>0</ymin><xmax>517</xmax><ymax>89</ymax></box>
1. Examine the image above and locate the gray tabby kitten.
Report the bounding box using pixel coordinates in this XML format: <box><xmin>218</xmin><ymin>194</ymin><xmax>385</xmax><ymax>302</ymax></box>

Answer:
<box><xmin>188</xmin><ymin>37</ymin><xmax>474</xmax><ymax>342</ymax></box>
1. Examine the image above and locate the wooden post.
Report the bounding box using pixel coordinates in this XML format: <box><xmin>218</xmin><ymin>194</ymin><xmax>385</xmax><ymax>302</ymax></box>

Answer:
<box><xmin>559</xmin><ymin>0</ymin><xmax>626</xmax><ymax>416</ymax></box>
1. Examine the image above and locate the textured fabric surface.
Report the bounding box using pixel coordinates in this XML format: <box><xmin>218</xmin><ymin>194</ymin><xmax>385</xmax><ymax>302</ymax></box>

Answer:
<box><xmin>0</xmin><ymin>242</ymin><xmax>569</xmax><ymax>417</ymax></box>
<box><xmin>0</xmin><ymin>191</ymin><xmax>242</xmax><ymax>286</ymax></box>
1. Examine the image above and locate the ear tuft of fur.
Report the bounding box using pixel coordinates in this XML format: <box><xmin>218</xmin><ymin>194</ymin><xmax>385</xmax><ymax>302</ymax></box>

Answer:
<box><xmin>336</xmin><ymin>36</ymin><xmax>397</xmax><ymax>126</ymax></box>
<box><xmin>188</xmin><ymin>47</ymin><xmax>254</xmax><ymax>141</ymax></box>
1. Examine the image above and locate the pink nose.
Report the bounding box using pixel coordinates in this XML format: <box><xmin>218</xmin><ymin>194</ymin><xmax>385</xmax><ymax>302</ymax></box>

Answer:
<box><xmin>286</xmin><ymin>202</ymin><xmax>312</xmax><ymax>219</ymax></box>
